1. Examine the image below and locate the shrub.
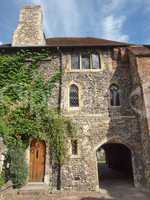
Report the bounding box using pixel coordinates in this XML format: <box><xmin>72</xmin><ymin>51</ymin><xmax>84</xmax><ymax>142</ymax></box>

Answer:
<box><xmin>0</xmin><ymin>173</ymin><xmax>5</xmax><ymax>188</ymax></box>
<box><xmin>6</xmin><ymin>142</ymin><xmax>28</xmax><ymax>188</ymax></box>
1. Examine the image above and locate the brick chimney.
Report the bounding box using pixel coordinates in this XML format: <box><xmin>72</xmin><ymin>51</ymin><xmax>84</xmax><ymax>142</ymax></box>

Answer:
<box><xmin>12</xmin><ymin>5</ymin><xmax>46</xmax><ymax>46</ymax></box>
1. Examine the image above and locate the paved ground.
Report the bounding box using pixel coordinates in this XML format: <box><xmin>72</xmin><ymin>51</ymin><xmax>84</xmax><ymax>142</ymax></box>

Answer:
<box><xmin>0</xmin><ymin>180</ymin><xmax>150</xmax><ymax>200</ymax></box>
<box><xmin>1</xmin><ymin>166</ymin><xmax>150</xmax><ymax>200</ymax></box>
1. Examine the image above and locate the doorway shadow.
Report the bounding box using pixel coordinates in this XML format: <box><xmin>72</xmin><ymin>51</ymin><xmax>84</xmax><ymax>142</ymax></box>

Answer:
<box><xmin>97</xmin><ymin>143</ymin><xmax>134</xmax><ymax>189</ymax></box>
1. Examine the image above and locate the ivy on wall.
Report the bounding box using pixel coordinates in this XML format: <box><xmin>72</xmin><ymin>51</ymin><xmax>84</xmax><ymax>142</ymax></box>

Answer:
<box><xmin>0</xmin><ymin>50</ymin><xmax>74</xmax><ymax>187</ymax></box>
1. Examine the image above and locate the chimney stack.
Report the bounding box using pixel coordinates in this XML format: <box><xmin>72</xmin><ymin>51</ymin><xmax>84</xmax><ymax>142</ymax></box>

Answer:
<box><xmin>12</xmin><ymin>5</ymin><xmax>46</xmax><ymax>46</ymax></box>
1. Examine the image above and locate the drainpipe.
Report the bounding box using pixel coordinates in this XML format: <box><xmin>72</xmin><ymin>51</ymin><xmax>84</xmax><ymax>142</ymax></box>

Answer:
<box><xmin>57</xmin><ymin>46</ymin><xmax>63</xmax><ymax>113</ymax></box>
<box><xmin>56</xmin><ymin>46</ymin><xmax>62</xmax><ymax>190</ymax></box>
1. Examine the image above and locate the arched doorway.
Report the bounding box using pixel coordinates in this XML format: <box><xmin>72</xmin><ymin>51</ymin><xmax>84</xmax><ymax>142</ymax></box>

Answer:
<box><xmin>29</xmin><ymin>139</ymin><xmax>46</xmax><ymax>182</ymax></box>
<box><xmin>96</xmin><ymin>143</ymin><xmax>134</xmax><ymax>187</ymax></box>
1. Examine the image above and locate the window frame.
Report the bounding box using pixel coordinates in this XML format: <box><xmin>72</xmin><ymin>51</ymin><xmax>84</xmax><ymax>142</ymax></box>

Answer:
<box><xmin>70</xmin><ymin>51</ymin><xmax>102</xmax><ymax>71</ymax></box>
<box><xmin>91</xmin><ymin>53</ymin><xmax>101</xmax><ymax>69</ymax></box>
<box><xmin>69</xmin><ymin>84</ymin><xmax>80</xmax><ymax>109</ymax></box>
<box><xmin>110</xmin><ymin>84</ymin><xmax>121</xmax><ymax>107</ymax></box>
<box><xmin>71</xmin><ymin>139</ymin><xmax>78</xmax><ymax>155</ymax></box>
<box><xmin>70</xmin><ymin>139</ymin><xmax>80</xmax><ymax>158</ymax></box>
<box><xmin>71</xmin><ymin>53</ymin><xmax>80</xmax><ymax>70</ymax></box>
<box><xmin>81</xmin><ymin>52</ymin><xmax>91</xmax><ymax>70</ymax></box>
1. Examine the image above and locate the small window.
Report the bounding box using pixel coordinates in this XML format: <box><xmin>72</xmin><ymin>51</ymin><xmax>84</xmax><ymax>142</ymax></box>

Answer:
<box><xmin>71</xmin><ymin>140</ymin><xmax>78</xmax><ymax>155</ymax></box>
<box><xmin>92</xmin><ymin>53</ymin><xmax>101</xmax><ymax>69</ymax></box>
<box><xmin>82</xmin><ymin>53</ymin><xmax>90</xmax><ymax>69</ymax></box>
<box><xmin>110</xmin><ymin>84</ymin><xmax>120</xmax><ymax>106</ymax></box>
<box><xmin>71</xmin><ymin>54</ymin><xmax>80</xmax><ymax>69</ymax></box>
<box><xmin>70</xmin><ymin>84</ymin><xmax>79</xmax><ymax>107</ymax></box>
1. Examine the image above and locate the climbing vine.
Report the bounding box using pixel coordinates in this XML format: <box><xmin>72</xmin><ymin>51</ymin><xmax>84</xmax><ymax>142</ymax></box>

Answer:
<box><xmin>0</xmin><ymin>49</ymin><xmax>74</xmax><ymax>187</ymax></box>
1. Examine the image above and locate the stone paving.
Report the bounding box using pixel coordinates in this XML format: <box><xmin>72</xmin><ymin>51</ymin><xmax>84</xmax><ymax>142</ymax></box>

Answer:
<box><xmin>0</xmin><ymin>181</ymin><xmax>150</xmax><ymax>200</ymax></box>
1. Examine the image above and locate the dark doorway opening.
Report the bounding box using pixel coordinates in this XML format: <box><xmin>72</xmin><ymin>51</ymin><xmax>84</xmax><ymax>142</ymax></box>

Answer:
<box><xmin>97</xmin><ymin>143</ymin><xmax>134</xmax><ymax>187</ymax></box>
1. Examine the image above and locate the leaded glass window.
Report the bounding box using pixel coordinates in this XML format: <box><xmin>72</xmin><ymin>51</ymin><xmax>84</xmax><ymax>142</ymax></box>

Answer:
<box><xmin>81</xmin><ymin>53</ymin><xmax>90</xmax><ymax>69</ymax></box>
<box><xmin>71</xmin><ymin>54</ymin><xmax>80</xmax><ymax>69</ymax></box>
<box><xmin>92</xmin><ymin>53</ymin><xmax>101</xmax><ymax>69</ymax></box>
<box><xmin>70</xmin><ymin>84</ymin><xmax>79</xmax><ymax>107</ymax></box>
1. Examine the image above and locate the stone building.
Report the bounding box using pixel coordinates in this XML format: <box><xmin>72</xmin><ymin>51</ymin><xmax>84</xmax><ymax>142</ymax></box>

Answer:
<box><xmin>0</xmin><ymin>5</ymin><xmax>150</xmax><ymax>191</ymax></box>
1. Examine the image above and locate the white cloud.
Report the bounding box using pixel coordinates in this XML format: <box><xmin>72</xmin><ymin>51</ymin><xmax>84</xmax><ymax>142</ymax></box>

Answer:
<box><xmin>15</xmin><ymin>0</ymin><xmax>129</xmax><ymax>41</ymax></box>
<box><xmin>99</xmin><ymin>0</ymin><xmax>129</xmax><ymax>42</ymax></box>
<box><xmin>17</xmin><ymin>0</ymin><xmax>81</xmax><ymax>36</ymax></box>
<box><xmin>30</xmin><ymin>0</ymin><xmax>51</xmax><ymax>34</ymax></box>
<box><xmin>101</xmin><ymin>15</ymin><xmax>129</xmax><ymax>42</ymax></box>
<box><xmin>102</xmin><ymin>0</ymin><xmax>125</xmax><ymax>13</ymax></box>
<box><xmin>0</xmin><ymin>41</ymin><xmax>2</xmax><ymax>45</ymax></box>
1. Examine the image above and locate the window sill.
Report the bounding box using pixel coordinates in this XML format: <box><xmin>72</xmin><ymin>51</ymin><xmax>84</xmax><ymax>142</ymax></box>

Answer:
<box><xmin>109</xmin><ymin>106</ymin><xmax>121</xmax><ymax>109</ymax></box>
<box><xmin>70</xmin><ymin>155</ymin><xmax>80</xmax><ymax>159</ymax></box>
<box><xmin>66</xmin><ymin>69</ymin><xmax>103</xmax><ymax>73</ymax></box>
<box><xmin>68</xmin><ymin>107</ymin><xmax>80</xmax><ymax>111</ymax></box>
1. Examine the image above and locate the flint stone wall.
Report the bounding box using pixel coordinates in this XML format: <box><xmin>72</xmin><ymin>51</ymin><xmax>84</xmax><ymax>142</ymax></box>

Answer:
<box><xmin>39</xmin><ymin>48</ymin><xmax>146</xmax><ymax>190</ymax></box>
<box><xmin>3</xmin><ymin>3</ymin><xmax>150</xmax><ymax>191</ymax></box>
<box><xmin>12</xmin><ymin>6</ymin><xmax>46</xmax><ymax>46</ymax></box>
<box><xmin>1</xmin><ymin>47</ymin><xmax>147</xmax><ymax>191</ymax></box>
<box><xmin>129</xmin><ymin>53</ymin><xmax>150</xmax><ymax>187</ymax></box>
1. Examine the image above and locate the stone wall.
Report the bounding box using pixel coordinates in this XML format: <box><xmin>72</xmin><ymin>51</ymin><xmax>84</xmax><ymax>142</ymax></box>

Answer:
<box><xmin>1</xmin><ymin>47</ymin><xmax>147</xmax><ymax>191</ymax></box>
<box><xmin>8</xmin><ymin>3</ymin><xmax>149</xmax><ymax>190</ymax></box>
<box><xmin>0</xmin><ymin>137</ymin><xmax>5</xmax><ymax>173</ymax></box>
<box><xmin>129</xmin><ymin>53</ymin><xmax>150</xmax><ymax>186</ymax></box>
<box><xmin>12</xmin><ymin>5</ymin><xmax>46</xmax><ymax>46</ymax></box>
<box><xmin>51</xmin><ymin>48</ymin><xmax>144</xmax><ymax>190</ymax></box>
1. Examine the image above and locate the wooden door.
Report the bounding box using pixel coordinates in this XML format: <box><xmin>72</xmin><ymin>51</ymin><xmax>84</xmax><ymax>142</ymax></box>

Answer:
<box><xmin>29</xmin><ymin>139</ymin><xmax>46</xmax><ymax>182</ymax></box>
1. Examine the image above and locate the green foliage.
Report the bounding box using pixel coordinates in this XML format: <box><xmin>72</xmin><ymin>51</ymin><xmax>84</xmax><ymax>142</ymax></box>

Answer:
<box><xmin>5</xmin><ymin>142</ymin><xmax>28</xmax><ymax>188</ymax></box>
<box><xmin>0</xmin><ymin>173</ymin><xmax>5</xmax><ymax>188</ymax></box>
<box><xmin>0</xmin><ymin>50</ymin><xmax>74</xmax><ymax>186</ymax></box>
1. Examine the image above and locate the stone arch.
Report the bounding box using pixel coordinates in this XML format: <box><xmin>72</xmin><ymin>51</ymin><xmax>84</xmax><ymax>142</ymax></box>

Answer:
<box><xmin>94</xmin><ymin>136</ymin><xmax>135</xmax><ymax>154</ymax></box>
<box><xmin>95</xmin><ymin>136</ymin><xmax>136</xmax><ymax>187</ymax></box>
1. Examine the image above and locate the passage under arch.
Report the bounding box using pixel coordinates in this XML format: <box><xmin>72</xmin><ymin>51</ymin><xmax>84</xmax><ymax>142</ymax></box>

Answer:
<box><xmin>96</xmin><ymin>142</ymin><xmax>134</xmax><ymax>187</ymax></box>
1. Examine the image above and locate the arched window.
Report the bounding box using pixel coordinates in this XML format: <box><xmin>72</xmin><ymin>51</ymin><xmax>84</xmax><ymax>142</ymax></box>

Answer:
<box><xmin>69</xmin><ymin>84</ymin><xmax>79</xmax><ymax>107</ymax></box>
<box><xmin>110</xmin><ymin>84</ymin><xmax>120</xmax><ymax>106</ymax></box>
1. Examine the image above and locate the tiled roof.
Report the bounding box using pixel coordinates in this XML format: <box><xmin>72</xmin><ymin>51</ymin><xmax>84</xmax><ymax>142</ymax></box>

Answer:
<box><xmin>0</xmin><ymin>43</ymin><xmax>11</xmax><ymax>47</ymax></box>
<box><xmin>128</xmin><ymin>46</ymin><xmax>150</xmax><ymax>56</ymax></box>
<box><xmin>46</xmin><ymin>37</ymin><xmax>129</xmax><ymax>47</ymax></box>
<box><xmin>0</xmin><ymin>37</ymin><xmax>132</xmax><ymax>48</ymax></box>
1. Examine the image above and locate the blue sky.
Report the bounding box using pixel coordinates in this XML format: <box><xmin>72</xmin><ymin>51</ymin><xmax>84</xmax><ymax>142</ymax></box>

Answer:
<box><xmin>0</xmin><ymin>0</ymin><xmax>150</xmax><ymax>45</ymax></box>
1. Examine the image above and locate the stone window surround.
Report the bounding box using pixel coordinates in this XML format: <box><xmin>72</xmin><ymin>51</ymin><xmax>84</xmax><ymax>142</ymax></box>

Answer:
<box><xmin>71</xmin><ymin>139</ymin><xmax>78</xmax><ymax>155</ymax></box>
<box><xmin>67</xmin><ymin>81</ymin><xmax>82</xmax><ymax>111</ymax></box>
<box><xmin>109</xmin><ymin>82</ymin><xmax>122</xmax><ymax>108</ymax></box>
<box><xmin>69</xmin><ymin>138</ymin><xmax>81</xmax><ymax>159</ymax></box>
<box><xmin>66</xmin><ymin>51</ymin><xmax>104</xmax><ymax>72</ymax></box>
<box><xmin>69</xmin><ymin>84</ymin><xmax>79</xmax><ymax>107</ymax></box>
